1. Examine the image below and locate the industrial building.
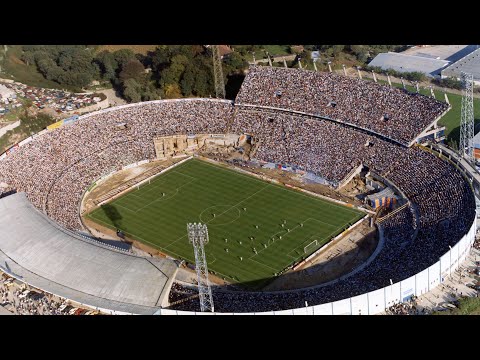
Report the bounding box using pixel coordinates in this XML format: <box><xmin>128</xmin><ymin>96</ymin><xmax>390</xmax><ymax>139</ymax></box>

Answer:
<box><xmin>441</xmin><ymin>47</ymin><xmax>480</xmax><ymax>85</ymax></box>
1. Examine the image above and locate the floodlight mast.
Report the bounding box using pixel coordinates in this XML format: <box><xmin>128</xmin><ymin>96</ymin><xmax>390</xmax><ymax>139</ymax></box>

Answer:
<box><xmin>459</xmin><ymin>72</ymin><xmax>474</xmax><ymax>163</ymax></box>
<box><xmin>187</xmin><ymin>222</ymin><xmax>214</xmax><ymax>312</ymax></box>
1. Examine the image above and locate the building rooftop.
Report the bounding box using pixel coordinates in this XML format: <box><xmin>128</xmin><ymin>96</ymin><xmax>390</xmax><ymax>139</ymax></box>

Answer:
<box><xmin>441</xmin><ymin>48</ymin><xmax>480</xmax><ymax>81</ymax></box>
<box><xmin>402</xmin><ymin>45</ymin><xmax>478</xmax><ymax>62</ymax></box>
<box><xmin>368</xmin><ymin>52</ymin><xmax>450</xmax><ymax>77</ymax></box>
<box><xmin>473</xmin><ymin>130</ymin><xmax>480</xmax><ymax>149</ymax></box>
<box><xmin>0</xmin><ymin>193</ymin><xmax>178</xmax><ymax>314</ymax></box>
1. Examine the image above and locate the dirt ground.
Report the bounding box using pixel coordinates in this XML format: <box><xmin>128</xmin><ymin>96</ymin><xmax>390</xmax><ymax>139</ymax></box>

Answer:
<box><xmin>235</xmin><ymin>165</ymin><xmax>362</xmax><ymax>207</ymax></box>
<box><xmin>97</xmin><ymin>89</ymin><xmax>127</xmax><ymax>107</ymax></box>
<box><xmin>338</xmin><ymin>176</ymin><xmax>370</xmax><ymax>198</ymax></box>
<box><xmin>262</xmin><ymin>219</ymin><xmax>377</xmax><ymax>291</ymax></box>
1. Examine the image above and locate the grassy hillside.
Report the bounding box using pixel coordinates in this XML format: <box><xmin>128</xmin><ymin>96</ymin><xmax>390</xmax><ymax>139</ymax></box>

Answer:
<box><xmin>95</xmin><ymin>45</ymin><xmax>159</xmax><ymax>55</ymax></box>
<box><xmin>1</xmin><ymin>46</ymin><xmax>81</xmax><ymax>91</ymax></box>
<box><xmin>433</xmin><ymin>296</ymin><xmax>480</xmax><ymax>315</ymax></box>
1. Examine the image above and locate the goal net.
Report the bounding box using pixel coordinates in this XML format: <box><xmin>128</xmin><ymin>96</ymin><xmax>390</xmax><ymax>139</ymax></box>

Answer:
<box><xmin>304</xmin><ymin>239</ymin><xmax>318</xmax><ymax>254</ymax></box>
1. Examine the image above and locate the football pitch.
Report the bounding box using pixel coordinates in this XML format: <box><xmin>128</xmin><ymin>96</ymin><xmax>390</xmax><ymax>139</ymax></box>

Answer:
<box><xmin>86</xmin><ymin>158</ymin><xmax>364</xmax><ymax>288</ymax></box>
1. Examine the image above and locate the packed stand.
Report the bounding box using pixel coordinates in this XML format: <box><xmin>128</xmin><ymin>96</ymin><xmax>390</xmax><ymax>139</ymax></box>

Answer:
<box><xmin>0</xmin><ymin>99</ymin><xmax>233</xmax><ymax>229</ymax></box>
<box><xmin>378</xmin><ymin>205</ymin><xmax>416</xmax><ymax>245</ymax></box>
<box><xmin>169</xmin><ymin>139</ymin><xmax>475</xmax><ymax>312</ymax></box>
<box><xmin>232</xmin><ymin>108</ymin><xmax>407</xmax><ymax>183</ymax></box>
<box><xmin>235</xmin><ymin>66</ymin><xmax>449</xmax><ymax>145</ymax></box>
<box><xmin>0</xmin><ymin>93</ymin><xmax>475</xmax><ymax>313</ymax></box>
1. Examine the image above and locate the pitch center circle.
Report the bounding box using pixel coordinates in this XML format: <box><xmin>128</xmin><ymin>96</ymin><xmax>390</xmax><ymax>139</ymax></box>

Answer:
<box><xmin>199</xmin><ymin>205</ymin><xmax>241</xmax><ymax>226</ymax></box>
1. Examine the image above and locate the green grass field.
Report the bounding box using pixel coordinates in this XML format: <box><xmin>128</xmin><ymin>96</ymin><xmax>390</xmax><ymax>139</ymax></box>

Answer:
<box><xmin>262</xmin><ymin>45</ymin><xmax>291</xmax><ymax>56</ymax></box>
<box><xmin>86</xmin><ymin>159</ymin><xmax>363</xmax><ymax>288</ymax></box>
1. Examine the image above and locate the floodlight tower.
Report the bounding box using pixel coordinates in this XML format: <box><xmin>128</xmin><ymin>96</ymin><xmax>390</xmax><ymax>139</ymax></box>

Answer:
<box><xmin>459</xmin><ymin>72</ymin><xmax>474</xmax><ymax>163</ymax></box>
<box><xmin>212</xmin><ymin>45</ymin><xmax>226</xmax><ymax>99</ymax></box>
<box><xmin>187</xmin><ymin>223</ymin><xmax>214</xmax><ymax>312</ymax></box>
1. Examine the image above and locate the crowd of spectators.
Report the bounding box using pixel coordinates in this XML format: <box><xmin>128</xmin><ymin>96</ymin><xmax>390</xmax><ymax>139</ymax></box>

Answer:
<box><xmin>232</xmin><ymin>108</ymin><xmax>407</xmax><ymax>184</ymax></box>
<box><xmin>0</xmin><ymin>99</ymin><xmax>233</xmax><ymax>229</ymax></box>
<box><xmin>0</xmin><ymin>274</ymin><xmax>92</xmax><ymax>315</ymax></box>
<box><xmin>385</xmin><ymin>295</ymin><xmax>422</xmax><ymax>315</ymax></box>
<box><xmin>168</xmin><ymin>282</ymin><xmax>199</xmax><ymax>306</ymax></box>
<box><xmin>169</xmin><ymin>107</ymin><xmax>475</xmax><ymax>312</ymax></box>
<box><xmin>379</xmin><ymin>205</ymin><xmax>416</xmax><ymax>245</ymax></box>
<box><xmin>235</xmin><ymin>66</ymin><xmax>449</xmax><ymax>145</ymax></box>
<box><xmin>473</xmin><ymin>234</ymin><xmax>480</xmax><ymax>251</ymax></box>
<box><xmin>0</xmin><ymin>79</ymin><xmax>475</xmax><ymax>313</ymax></box>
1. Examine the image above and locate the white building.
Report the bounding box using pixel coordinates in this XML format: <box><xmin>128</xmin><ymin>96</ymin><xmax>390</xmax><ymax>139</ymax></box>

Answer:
<box><xmin>0</xmin><ymin>84</ymin><xmax>15</xmax><ymax>101</ymax></box>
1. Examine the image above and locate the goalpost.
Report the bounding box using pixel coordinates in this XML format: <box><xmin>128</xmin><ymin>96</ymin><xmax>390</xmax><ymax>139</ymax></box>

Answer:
<box><xmin>304</xmin><ymin>239</ymin><xmax>318</xmax><ymax>254</ymax></box>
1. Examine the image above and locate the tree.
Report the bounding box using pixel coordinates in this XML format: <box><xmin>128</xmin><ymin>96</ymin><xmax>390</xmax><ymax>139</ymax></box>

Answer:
<box><xmin>61</xmin><ymin>48</ymin><xmax>96</xmax><ymax>74</ymax></box>
<box><xmin>122</xmin><ymin>78</ymin><xmax>142</xmax><ymax>103</ymax></box>
<box><xmin>180</xmin><ymin>65</ymin><xmax>195</xmax><ymax>96</ymax></box>
<box><xmin>160</xmin><ymin>60</ymin><xmax>186</xmax><ymax>87</ymax></box>
<box><xmin>224</xmin><ymin>52</ymin><xmax>248</xmax><ymax>73</ymax></box>
<box><xmin>349</xmin><ymin>45</ymin><xmax>369</xmax><ymax>63</ymax></box>
<box><xmin>403</xmin><ymin>72</ymin><xmax>426</xmax><ymax>82</ymax></box>
<box><xmin>150</xmin><ymin>46</ymin><xmax>171</xmax><ymax>74</ymax></box>
<box><xmin>113</xmin><ymin>49</ymin><xmax>136</xmax><ymax>70</ymax></box>
<box><xmin>193</xmin><ymin>68</ymin><xmax>210</xmax><ymax>96</ymax></box>
<box><xmin>169</xmin><ymin>55</ymin><xmax>189</xmax><ymax>80</ymax></box>
<box><xmin>357</xmin><ymin>52</ymin><xmax>369</xmax><ymax>63</ymax></box>
<box><xmin>350</xmin><ymin>45</ymin><xmax>364</xmax><ymax>55</ymax></box>
<box><xmin>72</xmin><ymin>72</ymin><xmax>93</xmax><ymax>88</ymax></box>
<box><xmin>318</xmin><ymin>45</ymin><xmax>345</xmax><ymax>58</ymax></box>
<box><xmin>164</xmin><ymin>83</ymin><xmax>182</xmax><ymax>99</ymax></box>
<box><xmin>119</xmin><ymin>59</ymin><xmax>145</xmax><ymax>83</ymax></box>
<box><xmin>95</xmin><ymin>50</ymin><xmax>119</xmax><ymax>81</ymax></box>
<box><xmin>142</xmin><ymin>83</ymin><xmax>160</xmax><ymax>101</ymax></box>
<box><xmin>449</xmin><ymin>139</ymin><xmax>458</xmax><ymax>151</ymax></box>
<box><xmin>331</xmin><ymin>45</ymin><xmax>345</xmax><ymax>57</ymax></box>
<box><xmin>36</xmin><ymin>57</ymin><xmax>58</xmax><ymax>79</ymax></box>
<box><xmin>21</xmin><ymin>51</ymin><xmax>35</xmax><ymax>66</ymax></box>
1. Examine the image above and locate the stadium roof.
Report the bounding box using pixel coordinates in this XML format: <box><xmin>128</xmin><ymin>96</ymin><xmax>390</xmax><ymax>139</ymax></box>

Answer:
<box><xmin>473</xmin><ymin>130</ymin><xmax>480</xmax><ymax>149</ymax></box>
<box><xmin>0</xmin><ymin>193</ymin><xmax>178</xmax><ymax>314</ymax></box>
<box><xmin>441</xmin><ymin>47</ymin><xmax>480</xmax><ymax>82</ymax></box>
<box><xmin>402</xmin><ymin>45</ymin><xmax>478</xmax><ymax>62</ymax></box>
<box><xmin>368</xmin><ymin>52</ymin><xmax>450</xmax><ymax>77</ymax></box>
<box><xmin>366</xmin><ymin>187</ymin><xmax>398</xmax><ymax>202</ymax></box>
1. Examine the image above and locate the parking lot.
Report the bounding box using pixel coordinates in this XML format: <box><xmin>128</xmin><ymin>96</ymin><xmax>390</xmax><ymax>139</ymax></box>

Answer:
<box><xmin>0</xmin><ymin>81</ymin><xmax>103</xmax><ymax>118</ymax></box>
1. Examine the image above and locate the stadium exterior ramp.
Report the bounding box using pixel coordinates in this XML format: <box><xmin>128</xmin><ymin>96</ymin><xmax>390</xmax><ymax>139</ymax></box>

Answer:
<box><xmin>0</xmin><ymin>193</ymin><xmax>177</xmax><ymax>315</ymax></box>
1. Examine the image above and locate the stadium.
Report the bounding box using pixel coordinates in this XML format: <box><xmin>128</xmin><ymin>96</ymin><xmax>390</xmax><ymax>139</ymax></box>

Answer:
<box><xmin>0</xmin><ymin>65</ymin><xmax>477</xmax><ymax>315</ymax></box>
